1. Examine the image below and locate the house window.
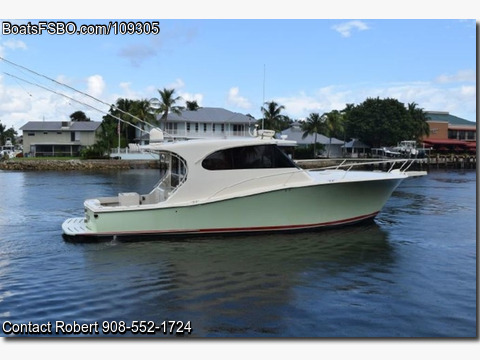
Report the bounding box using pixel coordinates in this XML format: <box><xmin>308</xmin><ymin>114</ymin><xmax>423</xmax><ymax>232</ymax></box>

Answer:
<box><xmin>43</xmin><ymin>131</ymin><xmax>48</xmax><ymax>134</ymax></box>
<box><xmin>28</xmin><ymin>132</ymin><xmax>35</xmax><ymax>136</ymax></box>
<box><xmin>221</xmin><ymin>124</ymin><xmax>225</xmax><ymax>133</ymax></box>
<box><xmin>195</xmin><ymin>123</ymin><xmax>199</xmax><ymax>132</ymax></box>
<box><xmin>203</xmin><ymin>123</ymin><xmax>207</xmax><ymax>132</ymax></box>
<box><xmin>186</xmin><ymin>123</ymin><xmax>191</xmax><ymax>132</ymax></box>
<box><xmin>70</xmin><ymin>132</ymin><xmax>80</xmax><ymax>141</ymax></box>
<box><xmin>212</xmin><ymin>124</ymin><xmax>216</xmax><ymax>133</ymax></box>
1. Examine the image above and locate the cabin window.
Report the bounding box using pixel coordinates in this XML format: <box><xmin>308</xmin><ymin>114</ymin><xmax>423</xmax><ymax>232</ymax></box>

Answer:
<box><xmin>157</xmin><ymin>152</ymin><xmax>188</xmax><ymax>193</ymax></box>
<box><xmin>202</xmin><ymin>144</ymin><xmax>297</xmax><ymax>170</ymax></box>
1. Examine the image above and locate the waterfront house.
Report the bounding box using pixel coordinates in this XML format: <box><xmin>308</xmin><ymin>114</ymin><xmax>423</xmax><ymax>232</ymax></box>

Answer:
<box><xmin>159</xmin><ymin>107</ymin><xmax>256</xmax><ymax>139</ymax></box>
<box><xmin>278</xmin><ymin>122</ymin><xmax>344</xmax><ymax>158</ymax></box>
<box><xmin>20</xmin><ymin>121</ymin><xmax>101</xmax><ymax>157</ymax></box>
<box><xmin>342</xmin><ymin>139</ymin><xmax>370</xmax><ymax>157</ymax></box>
<box><xmin>422</xmin><ymin>111</ymin><xmax>476</xmax><ymax>153</ymax></box>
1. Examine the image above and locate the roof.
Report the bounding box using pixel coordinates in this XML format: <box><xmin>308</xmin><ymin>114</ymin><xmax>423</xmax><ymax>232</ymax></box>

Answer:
<box><xmin>19</xmin><ymin>121</ymin><xmax>101</xmax><ymax>132</ymax></box>
<box><xmin>278</xmin><ymin>124</ymin><xmax>343</xmax><ymax>145</ymax></box>
<box><xmin>165</xmin><ymin>107</ymin><xmax>256</xmax><ymax>124</ymax></box>
<box><xmin>426</xmin><ymin>111</ymin><xmax>475</xmax><ymax>126</ymax></box>
<box><xmin>342</xmin><ymin>139</ymin><xmax>370</xmax><ymax>149</ymax></box>
<box><xmin>422</xmin><ymin>139</ymin><xmax>475</xmax><ymax>146</ymax></box>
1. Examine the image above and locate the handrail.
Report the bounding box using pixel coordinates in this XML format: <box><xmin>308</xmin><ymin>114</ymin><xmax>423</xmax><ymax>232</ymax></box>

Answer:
<box><xmin>307</xmin><ymin>158</ymin><xmax>419</xmax><ymax>173</ymax></box>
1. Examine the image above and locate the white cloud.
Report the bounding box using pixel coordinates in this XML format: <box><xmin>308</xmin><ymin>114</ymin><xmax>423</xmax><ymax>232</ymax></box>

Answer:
<box><xmin>166</xmin><ymin>78</ymin><xmax>185</xmax><ymax>90</ymax></box>
<box><xmin>270</xmin><ymin>80</ymin><xmax>476</xmax><ymax>122</ymax></box>
<box><xmin>0</xmin><ymin>38</ymin><xmax>27</xmax><ymax>57</ymax></box>
<box><xmin>275</xmin><ymin>87</ymin><xmax>353</xmax><ymax>119</ymax></box>
<box><xmin>332</xmin><ymin>20</ymin><xmax>369</xmax><ymax>37</ymax></box>
<box><xmin>86</xmin><ymin>75</ymin><xmax>105</xmax><ymax>98</ymax></box>
<box><xmin>180</xmin><ymin>92</ymin><xmax>203</xmax><ymax>107</ymax></box>
<box><xmin>435</xmin><ymin>69</ymin><xmax>476</xmax><ymax>83</ymax></box>
<box><xmin>227</xmin><ymin>87</ymin><xmax>251</xmax><ymax>109</ymax></box>
<box><xmin>2</xmin><ymin>39</ymin><xmax>27</xmax><ymax>50</ymax></box>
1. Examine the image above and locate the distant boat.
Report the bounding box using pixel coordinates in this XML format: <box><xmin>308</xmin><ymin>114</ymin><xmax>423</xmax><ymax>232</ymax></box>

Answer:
<box><xmin>62</xmin><ymin>129</ymin><xmax>426</xmax><ymax>241</ymax></box>
<box><xmin>0</xmin><ymin>138</ymin><xmax>21</xmax><ymax>159</ymax></box>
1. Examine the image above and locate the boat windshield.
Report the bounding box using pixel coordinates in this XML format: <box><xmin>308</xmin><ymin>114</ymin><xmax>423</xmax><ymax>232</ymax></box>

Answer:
<box><xmin>202</xmin><ymin>144</ymin><xmax>297</xmax><ymax>170</ymax></box>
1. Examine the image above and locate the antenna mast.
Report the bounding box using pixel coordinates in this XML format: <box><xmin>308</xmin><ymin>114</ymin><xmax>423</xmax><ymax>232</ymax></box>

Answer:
<box><xmin>262</xmin><ymin>64</ymin><xmax>265</xmax><ymax>130</ymax></box>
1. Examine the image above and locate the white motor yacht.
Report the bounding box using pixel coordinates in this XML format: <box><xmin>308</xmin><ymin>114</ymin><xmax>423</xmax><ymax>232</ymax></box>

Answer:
<box><xmin>62</xmin><ymin>129</ymin><xmax>424</xmax><ymax>241</ymax></box>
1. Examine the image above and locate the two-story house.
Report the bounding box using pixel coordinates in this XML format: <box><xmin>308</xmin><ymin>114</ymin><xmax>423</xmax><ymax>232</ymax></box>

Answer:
<box><xmin>20</xmin><ymin>121</ymin><xmax>101</xmax><ymax>157</ymax></box>
<box><xmin>160</xmin><ymin>107</ymin><xmax>257</xmax><ymax>139</ymax></box>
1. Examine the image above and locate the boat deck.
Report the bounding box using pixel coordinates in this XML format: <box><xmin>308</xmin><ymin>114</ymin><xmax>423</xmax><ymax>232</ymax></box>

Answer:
<box><xmin>62</xmin><ymin>217</ymin><xmax>89</xmax><ymax>236</ymax></box>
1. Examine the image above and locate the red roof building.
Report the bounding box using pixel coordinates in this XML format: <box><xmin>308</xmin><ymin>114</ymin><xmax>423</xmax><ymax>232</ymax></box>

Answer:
<box><xmin>422</xmin><ymin>111</ymin><xmax>476</xmax><ymax>153</ymax></box>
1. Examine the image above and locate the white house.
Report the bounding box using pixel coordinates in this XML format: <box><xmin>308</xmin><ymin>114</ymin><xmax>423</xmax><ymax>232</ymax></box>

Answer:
<box><xmin>20</xmin><ymin>121</ymin><xmax>101</xmax><ymax>157</ymax></box>
<box><xmin>158</xmin><ymin>107</ymin><xmax>257</xmax><ymax>139</ymax></box>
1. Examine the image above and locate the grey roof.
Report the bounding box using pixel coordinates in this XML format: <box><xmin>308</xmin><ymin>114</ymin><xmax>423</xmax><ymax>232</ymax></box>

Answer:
<box><xmin>20</xmin><ymin>121</ymin><xmax>101</xmax><ymax>132</ymax></box>
<box><xmin>342</xmin><ymin>139</ymin><xmax>370</xmax><ymax>149</ymax></box>
<box><xmin>278</xmin><ymin>124</ymin><xmax>343</xmax><ymax>145</ymax></box>
<box><xmin>165</xmin><ymin>107</ymin><xmax>256</xmax><ymax>124</ymax></box>
<box><xmin>426</xmin><ymin>111</ymin><xmax>475</xmax><ymax>126</ymax></box>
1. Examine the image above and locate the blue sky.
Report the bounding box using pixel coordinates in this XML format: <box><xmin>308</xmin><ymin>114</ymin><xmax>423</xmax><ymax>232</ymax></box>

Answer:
<box><xmin>0</xmin><ymin>18</ymin><xmax>477</xmax><ymax>131</ymax></box>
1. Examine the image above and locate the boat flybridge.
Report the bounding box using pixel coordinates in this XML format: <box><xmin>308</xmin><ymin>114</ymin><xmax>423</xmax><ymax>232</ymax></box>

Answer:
<box><xmin>62</xmin><ymin>128</ymin><xmax>425</xmax><ymax>241</ymax></box>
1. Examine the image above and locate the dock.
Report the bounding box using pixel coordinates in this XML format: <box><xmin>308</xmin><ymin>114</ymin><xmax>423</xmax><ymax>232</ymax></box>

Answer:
<box><xmin>296</xmin><ymin>155</ymin><xmax>476</xmax><ymax>171</ymax></box>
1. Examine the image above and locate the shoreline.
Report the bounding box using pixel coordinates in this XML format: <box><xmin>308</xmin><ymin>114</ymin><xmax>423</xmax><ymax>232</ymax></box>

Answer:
<box><xmin>0</xmin><ymin>159</ymin><xmax>160</xmax><ymax>171</ymax></box>
<box><xmin>0</xmin><ymin>155</ymin><xmax>475</xmax><ymax>171</ymax></box>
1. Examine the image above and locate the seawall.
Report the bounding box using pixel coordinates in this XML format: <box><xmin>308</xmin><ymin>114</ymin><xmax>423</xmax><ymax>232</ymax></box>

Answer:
<box><xmin>0</xmin><ymin>159</ymin><xmax>159</xmax><ymax>171</ymax></box>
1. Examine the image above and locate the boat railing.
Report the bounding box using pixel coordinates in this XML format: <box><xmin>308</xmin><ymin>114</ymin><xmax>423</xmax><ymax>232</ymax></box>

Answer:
<box><xmin>205</xmin><ymin>158</ymin><xmax>424</xmax><ymax>201</ymax></box>
<box><xmin>309</xmin><ymin>158</ymin><xmax>419</xmax><ymax>173</ymax></box>
<box><xmin>307</xmin><ymin>158</ymin><xmax>428</xmax><ymax>179</ymax></box>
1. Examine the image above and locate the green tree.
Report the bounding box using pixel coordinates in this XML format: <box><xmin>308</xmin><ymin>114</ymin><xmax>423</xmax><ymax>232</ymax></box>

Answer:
<box><xmin>344</xmin><ymin>97</ymin><xmax>417</xmax><ymax>148</ymax></box>
<box><xmin>0</xmin><ymin>121</ymin><xmax>5</xmax><ymax>145</ymax></box>
<box><xmin>323</xmin><ymin>110</ymin><xmax>345</xmax><ymax>158</ymax></box>
<box><xmin>259</xmin><ymin>101</ymin><xmax>290</xmax><ymax>132</ymax></box>
<box><xmin>70</xmin><ymin>110</ymin><xmax>91</xmax><ymax>122</ymax></box>
<box><xmin>150</xmin><ymin>88</ymin><xmax>183</xmax><ymax>130</ymax></box>
<box><xmin>132</xmin><ymin>99</ymin><xmax>157</xmax><ymax>131</ymax></box>
<box><xmin>407</xmin><ymin>102</ymin><xmax>430</xmax><ymax>140</ymax></box>
<box><xmin>82</xmin><ymin>117</ymin><xmax>117</xmax><ymax>158</ymax></box>
<box><xmin>185</xmin><ymin>100</ymin><xmax>200</xmax><ymax>111</ymax></box>
<box><xmin>301</xmin><ymin>112</ymin><xmax>325</xmax><ymax>157</ymax></box>
<box><xmin>0</xmin><ymin>120</ymin><xmax>18</xmax><ymax>146</ymax></box>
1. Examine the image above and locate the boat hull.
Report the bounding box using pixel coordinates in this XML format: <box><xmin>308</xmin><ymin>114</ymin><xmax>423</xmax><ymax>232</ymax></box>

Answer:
<box><xmin>62</xmin><ymin>177</ymin><xmax>403</xmax><ymax>241</ymax></box>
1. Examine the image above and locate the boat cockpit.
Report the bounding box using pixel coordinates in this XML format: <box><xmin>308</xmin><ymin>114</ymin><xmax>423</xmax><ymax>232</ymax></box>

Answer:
<box><xmin>96</xmin><ymin>151</ymin><xmax>187</xmax><ymax>208</ymax></box>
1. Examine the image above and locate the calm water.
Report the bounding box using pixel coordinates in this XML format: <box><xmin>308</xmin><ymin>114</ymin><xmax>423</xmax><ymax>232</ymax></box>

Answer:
<box><xmin>0</xmin><ymin>168</ymin><xmax>476</xmax><ymax>337</ymax></box>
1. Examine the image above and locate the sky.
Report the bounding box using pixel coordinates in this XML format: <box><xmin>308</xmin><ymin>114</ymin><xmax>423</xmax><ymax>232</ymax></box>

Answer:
<box><xmin>0</xmin><ymin>17</ymin><xmax>477</xmax><ymax>133</ymax></box>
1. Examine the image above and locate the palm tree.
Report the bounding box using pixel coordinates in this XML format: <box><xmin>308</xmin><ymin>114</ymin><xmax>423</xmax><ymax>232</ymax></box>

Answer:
<box><xmin>260</xmin><ymin>101</ymin><xmax>286</xmax><ymax>131</ymax></box>
<box><xmin>185</xmin><ymin>100</ymin><xmax>200</xmax><ymax>111</ymax></box>
<box><xmin>150</xmin><ymin>88</ymin><xmax>183</xmax><ymax>130</ymax></box>
<box><xmin>132</xmin><ymin>99</ymin><xmax>156</xmax><ymax>129</ymax></box>
<box><xmin>407</xmin><ymin>102</ymin><xmax>430</xmax><ymax>140</ymax></box>
<box><xmin>323</xmin><ymin>110</ymin><xmax>344</xmax><ymax>158</ymax></box>
<box><xmin>113</xmin><ymin>98</ymin><xmax>137</xmax><ymax>144</ymax></box>
<box><xmin>301</xmin><ymin>113</ymin><xmax>325</xmax><ymax>157</ymax></box>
